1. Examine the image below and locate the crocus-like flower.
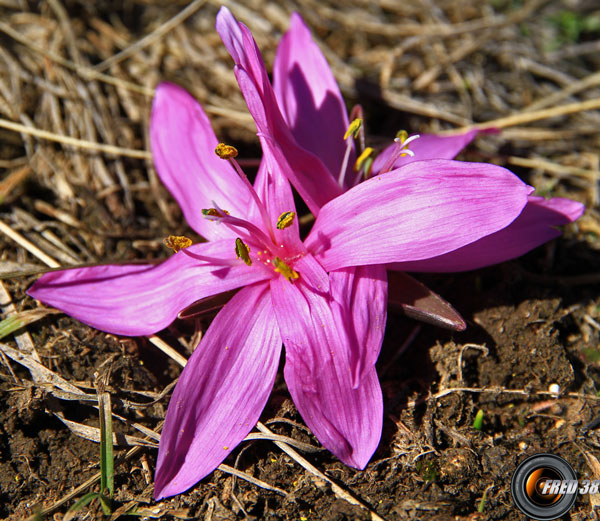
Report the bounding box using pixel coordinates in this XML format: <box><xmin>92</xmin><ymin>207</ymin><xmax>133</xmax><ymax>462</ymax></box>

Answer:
<box><xmin>28</xmin><ymin>7</ymin><xmax>584</xmax><ymax>501</ymax></box>
<box><xmin>219</xmin><ymin>7</ymin><xmax>584</xmax><ymax>276</ymax></box>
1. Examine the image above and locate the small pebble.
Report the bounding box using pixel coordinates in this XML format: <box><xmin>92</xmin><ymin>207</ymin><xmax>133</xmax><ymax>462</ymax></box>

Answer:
<box><xmin>549</xmin><ymin>383</ymin><xmax>560</xmax><ymax>396</ymax></box>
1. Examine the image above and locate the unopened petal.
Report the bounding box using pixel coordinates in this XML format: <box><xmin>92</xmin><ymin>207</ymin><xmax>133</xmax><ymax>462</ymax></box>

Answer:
<box><xmin>387</xmin><ymin>271</ymin><xmax>466</xmax><ymax>330</ymax></box>
<box><xmin>151</xmin><ymin>83</ymin><xmax>254</xmax><ymax>240</ymax></box>
<box><xmin>273</xmin><ymin>13</ymin><xmax>350</xmax><ymax>182</ymax></box>
<box><xmin>390</xmin><ymin>195</ymin><xmax>584</xmax><ymax>272</ymax></box>
<box><xmin>306</xmin><ymin>160</ymin><xmax>529</xmax><ymax>271</ymax></box>
<box><xmin>27</xmin><ymin>241</ymin><xmax>270</xmax><ymax>336</ymax></box>
<box><xmin>154</xmin><ymin>283</ymin><xmax>281</xmax><ymax>499</ymax></box>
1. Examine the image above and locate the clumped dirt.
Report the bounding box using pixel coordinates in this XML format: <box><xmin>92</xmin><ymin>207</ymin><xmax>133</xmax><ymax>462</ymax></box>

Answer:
<box><xmin>1</xmin><ymin>0</ymin><xmax>600</xmax><ymax>520</ymax></box>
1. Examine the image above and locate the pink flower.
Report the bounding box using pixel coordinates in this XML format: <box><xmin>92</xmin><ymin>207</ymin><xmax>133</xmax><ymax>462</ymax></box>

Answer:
<box><xmin>221</xmin><ymin>7</ymin><xmax>584</xmax><ymax>273</ymax></box>
<box><xmin>218</xmin><ymin>6</ymin><xmax>583</xmax><ymax>331</ymax></box>
<box><xmin>27</xmin><ymin>7</ymin><xmax>583</xmax><ymax>501</ymax></box>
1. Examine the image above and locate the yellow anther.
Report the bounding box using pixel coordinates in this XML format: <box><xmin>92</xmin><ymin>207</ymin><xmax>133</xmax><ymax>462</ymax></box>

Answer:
<box><xmin>273</xmin><ymin>257</ymin><xmax>299</xmax><ymax>282</ymax></box>
<box><xmin>354</xmin><ymin>147</ymin><xmax>374</xmax><ymax>171</ymax></box>
<box><xmin>396</xmin><ymin>129</ymin><xmax>409</xmax><ymax>143</ymax></box>
<box><xmin>343</xmin><ymin>118</ymin><xmax>362</xmax><ymax>140</ymax></box>
<box><xmin>215</xmin><ymin>143</ymin><xmax>239</xmax><ymax>159</ymax></box>
<box><xmin>202</xmin><ymin>208</ymin><xmax>229</xmax><ymax>217</ymax></box>
<box><xmin>276</xmin><ymin>211</ymin><xmax>296</xmax><ymax>230</ymax></box>
<box><xmin>163</xmin><ymin>235</ymin><xmax>192</xmax><ymax>253</ymax></box>
<box><xmin>235</xmin><ymin>238</ymin><xmax>252</xmax><ymax>266</ymax></box>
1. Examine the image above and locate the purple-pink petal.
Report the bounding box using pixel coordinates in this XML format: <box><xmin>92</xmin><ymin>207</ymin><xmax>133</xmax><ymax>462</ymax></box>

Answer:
<box><xmin>270</xmin><ymin>257</ymin><xmax>383</xmax><ymax>468</ymax></box>
<box><xmin>27</xmin><ymin>240</ymin><xmax>270</xmax><ymax>336</ymax></box>
<box><xmin>151</xmin><ymin>83</ymin><xmax>255</xmax><ymax>241</ymax></box>
<box><xmin>371</xmin><ymin>130</ymin><xmax>480</xmax><ymax>175</ymax></box>
<box><xmin>305</xmin><ymin>159</ymin><xmax>530</xmax><ymax>271</ymax></box>
<box><xmin>389</xmin><ymin>195</ymin><xmax>584</xmax><ymax>272</ymax></box>
<box><xmin>329</xmin><ymin>265</ymin><xmax>388</xmax><ymax>382</ymax></box>
<box><xmin>252</xmin><ymin>142</ymin><xmax>303</xmax><ymax>252</ymax></box>
<box><xmin>216</xmin><ymin>7</ymin><xmax>342</xmax><ymax>215</ymax></box>
<box><xmin>273</xmin><ymin>13</ymin><xmax>351</xmax><ymax>182</ymax></box>
<box><xmin>154</xmin><ymin>282</ymin><xmax>282</xmax><ymax>499</ymax></box>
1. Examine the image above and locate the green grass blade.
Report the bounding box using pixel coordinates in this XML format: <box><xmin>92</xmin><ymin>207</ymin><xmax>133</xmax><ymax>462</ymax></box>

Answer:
<box><xmin>0</xmin><ymin>309</ymin><xmax>58</xmax><ymax>340</ymax></box>
<box><xmin>96</xmin><ymin>376</ymin><xmax>114</xmax><ymax>514</ymax></box>
<box><xmin>66</xmin><ymin>492</ymin><xmax>100</xmax><ymax>516</ymax></box>
<box><xmin>472</xmin><ymin>409</ymin><xmax>484</xmax><ymax>431</ymax></box>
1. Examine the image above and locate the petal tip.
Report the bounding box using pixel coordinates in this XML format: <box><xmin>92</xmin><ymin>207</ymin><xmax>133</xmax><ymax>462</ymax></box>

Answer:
<box><xmin>215</xmin><ymin>5</ymin><xmax>234</xmax><ymax>23</ymax></box>
<box><xmin>289</xmin><ymin>12</ymin><xmax>309</xmax><ymax>33</ymax></box>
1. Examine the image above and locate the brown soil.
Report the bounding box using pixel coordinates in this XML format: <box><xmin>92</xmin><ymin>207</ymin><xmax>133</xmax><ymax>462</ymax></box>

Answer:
<box><xmin>1</xmin><ymin>0</ymin><xmax>599</xmax><ymax>520</ymax></box>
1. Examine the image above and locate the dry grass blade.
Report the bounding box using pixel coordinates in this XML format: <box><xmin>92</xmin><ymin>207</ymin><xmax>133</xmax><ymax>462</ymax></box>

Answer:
<box><xmin>524</xmin><ymin>71</ymin><xmax>600</xmax><ymax>112</ymax></box>
<box><xmin>0</xmin><ymin>280</ymin><xmax>41</xmax><ymax>362</ymax></box>
<box><xmin>24</xmin><ymin>443</ymin><xmax>151</xmax><ymax>521</ymax></box>
<box><xmin>256</xmin><ymin>421</ymin><xmax>386</xmax><ymax>521</ymax></box>
<box><xmin>0</xmin><ymin>341</ymin><xmax>167</xmax><ymax>443</ymax></box>
<box><xmin>217</xmin><ymin>464</ymin><xmax>287</xmax><ymax>496</ymax></box>
<box><xmin>508</xmin><ymin>156</ymin><xmax>599</xmax><ymax>181</ymax></box>
<box><xmin>0</xmin><ymin>259</ymin><xmax>160</xmax><ymax>280</ymax></box>
<box><xmin>0</xmin><ymin>117</ymin><xmax>151</xmax><ymax>159</ymax></box>
<box><xmin>94</xmin><ymin>0</ymin><xmax>208</xmax><ymax>72</ymax></box>
<box><xmin>423</xmin><ymin>386</ymin><xmax>600</xmax><ymax>405</ymax></box>
<box><xmin>0</xmin><ymin>342</ymin><xmax>87</xmax><ymax>395</ymax></box>
<box><xmin>0</xmin><ymin>219</ymin><xmax>60</xmax><ymax>268</ymax></box>
<box><xmin>0</xmin><ymin>165</ymin><xmax>31</xmax><ymax>203</ymax></box>
<box><xmin>243</xmin><ymin>432</ymin><xmax>322</xmax><ymax>453</ymax></box>
<box><xmin>576</xmin><ymin>444</ymin><xmax>600</xmax><ymax>509</ymax></box>
<box><xmin>448</xmin><ymin>97</ymin><xmax>600</xmax><ymax>133</ymax></box>
<box><xmin>0</xmin><ymin>20</ymin><xmax>153</xmax><ymax>95</ymax></box>
<box><xmin>147</xmin><ymin>335</ymin><xmax>188</xmax><ymax>368</ymax></box>
<box><xmin>53</xmin><ymin>410</ymin><xmax>158</xmax><ymax>448</ymax></box>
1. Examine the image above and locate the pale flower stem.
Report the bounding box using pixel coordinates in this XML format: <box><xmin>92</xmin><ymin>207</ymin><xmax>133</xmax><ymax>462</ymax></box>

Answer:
<box><xmin>379</xmin><ymin>140</ymin><xmax>403</xmax><ymax>174</ymax></box>
<box><xmin>214</xmin><ymin>210</ymin><xmax>274</xmax><ymax>255</ymax></box>
<box><xmin>352</xmin><ymin>163</ymin><xmax>367</xmax><ymax>186</ymax></box>
<box><xmin>228</xmin><ymin>157</ymin><xmax>276</xmax><ymax>243</ymax></box>
<box><xmin>337</xmin><ymin>139</ymin><xmax>353</xmax><ymax>187</ymax></box>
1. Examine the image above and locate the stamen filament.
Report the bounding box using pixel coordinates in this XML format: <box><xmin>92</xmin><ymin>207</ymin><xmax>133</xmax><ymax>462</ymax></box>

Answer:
<box><xmin>204</xmin><ymin>209</ymin><xmax>274</xmax><ymax>255</ymax></box>
<box><xmin>215</xmin><ymin>142</ymin><xmax>276</xmax><ymax>244</ymax></box>
<box><xmin>352</xmin><ymin>148</ymin><xmax>374</xmax><ymax>185</ymax></box>
<box><xmin>379</xmin><ymin>133</ymin><xmax>420</xmax><ymax>174</ymax></box>
<box><xmin>339</xmin><ymin>118</ymin><xmax>363</xmax><ymax>188</ymax></box>
<box><xmin>338</xmin><ymin>140</ymin><xmax>353</xmax><ymax>188</ymax></box>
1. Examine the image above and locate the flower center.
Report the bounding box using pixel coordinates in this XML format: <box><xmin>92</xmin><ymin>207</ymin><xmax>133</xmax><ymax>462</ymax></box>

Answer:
<box><xmin>203</xmin><ymin>144</ymin><xmax>301</xmax><ymax>282</ymax></box>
